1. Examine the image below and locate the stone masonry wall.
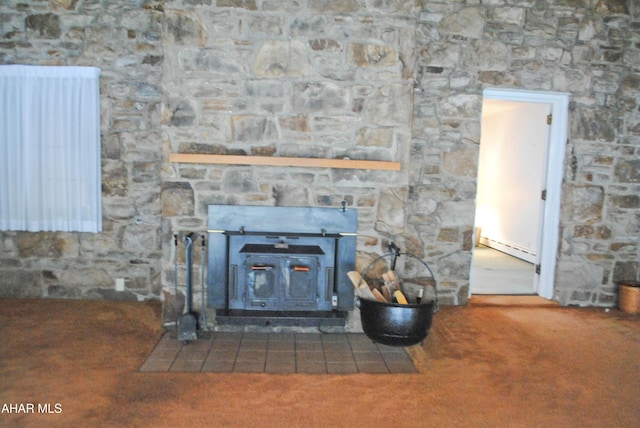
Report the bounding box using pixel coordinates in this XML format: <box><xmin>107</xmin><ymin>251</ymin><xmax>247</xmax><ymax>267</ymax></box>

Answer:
<box><xmin>408</xmin><ymin>0</ymin><xmax>639</xmax><ymax>306</ymax></box>
<box><xmin>0</xmin><ymin>0</ymin><xmax>638</xmax><ymax>318</ymax></box>
<box><xmin>159</xmin><ymin>0</ymin><xmax>418</xmax><ymax>322</ymax></box>
<box><xmin>0</xmin><ymin>1</ymin><xmax>164</xmax><ymax>301</ymax></box>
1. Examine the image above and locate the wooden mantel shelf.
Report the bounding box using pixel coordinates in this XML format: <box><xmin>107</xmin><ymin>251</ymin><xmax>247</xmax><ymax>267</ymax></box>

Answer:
<box><xmin>169</xmin><ymin>153</ymin><xmax>401</xmax><ymax>171</ymax></box>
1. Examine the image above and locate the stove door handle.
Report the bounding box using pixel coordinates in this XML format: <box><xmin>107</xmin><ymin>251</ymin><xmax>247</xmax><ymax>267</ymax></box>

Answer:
<box><xmin>292</xmin><ymin>265</ymin><xmax>310</xmax><ymax>272</ymax></box>
<box><xmin>251</xmin><ymin>265</ymin><xmax>272</xmax><ymax>271</ymax></box>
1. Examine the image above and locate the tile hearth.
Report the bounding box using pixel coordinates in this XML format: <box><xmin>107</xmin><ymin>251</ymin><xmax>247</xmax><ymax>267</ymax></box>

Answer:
<box><xmin>140</xmin><ymin>331</ymin><xmax>418</xmax><ymax>374</ymax></box>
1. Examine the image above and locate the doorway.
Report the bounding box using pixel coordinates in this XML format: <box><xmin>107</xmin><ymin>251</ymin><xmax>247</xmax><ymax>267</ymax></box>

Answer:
<box><xmin>471</xmin><ymin>89</ymin><xmax>569</xmax><ymax>299</ymax></box>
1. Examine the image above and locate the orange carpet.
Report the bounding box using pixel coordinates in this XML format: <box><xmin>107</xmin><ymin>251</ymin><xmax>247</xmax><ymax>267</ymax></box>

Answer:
<box><xmin>0</xmin><ymin>298</ymin><xmax>638</xmax><ymax>427</ymax></box>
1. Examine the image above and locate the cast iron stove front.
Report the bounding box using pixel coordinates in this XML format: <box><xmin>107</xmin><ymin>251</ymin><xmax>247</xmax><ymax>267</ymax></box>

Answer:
<box><xmin>207</xmin><ymin>205</ymin><xmax>357</xmax><ymax>326</ymax></box>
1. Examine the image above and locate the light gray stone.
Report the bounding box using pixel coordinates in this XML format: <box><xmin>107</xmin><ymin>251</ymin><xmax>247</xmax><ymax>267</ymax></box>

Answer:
<box><xmin>58</xmin><ymin>267</ymin><xmax>113</xmax><ymax>289</ymax></box>
<box><xmin>375</xmin><ymin>188</ymin><xmax>407</xmax><ymax>235</ymax></box>
<box><xmin>556</xmin><ymin>261</ymin><xmax>605</xmax><ymax>305</ymax></box>
<box><xmin>569</xmin><ymin>185</ymin><xmax>605</xmax><ymax>224</ymax></box>
<box><xmin>0</xmin><ymin>270</ymin><xmax>42</xmax><ymax>298</ymax></box>
<box><xmin>364</xmin><ymin>84</ymin><xmax>412</xmax><ymax>126</ymax></box>
<box><xmin>230</xmin><ymin>115</ymin><xmax>278</xmax><ymax>143</ymax></box>
<box><xmin>103</xmin><ymin>161</ymin><xmax>129</xmax><ymax>197</ymax></box>
<box><xmin>161</xmin><ymin>182</ymin><xmax>195</xmax><ymax>216</ymax></box>
<box><xmin>356</xmin><ymin>127</ymin><xmax>394</xmax><ymax>148</ymax></box>
<box><xmin>273</xmin><ymin>185</ymin><xmax>310</xmax><ymax>206</ymax></box>
<box><xmin>254</xmin><ymin>40</ymin><xmax>310</xmax><ymax>78</ymax></box>
<box><xmin>122</xmin><ymin>224</ymin><xmax>160</xmax><ymax>253</ymax></box>
<box><xmin>348</xmin><ymin>43</ymin><xmax>397</xmax><ymax>67</ymax></box>
<box><xmin>614</xmin><ymin>159</ymin><xmax>640</xmax><ymax>183</ymax></box>
<box><xmin>292</xmin><ymin>82</ymin><xmax>350</xmax><ymax>113</ymax></box>
<box><xmin>442</xmin><ymin>146</ymin><xmax>478</xmax><ymax>178</ymax></box>
<box><xmin>440</xmin><ymin>7</ymin><xmax>485</xmax><ymax>39</ymax></box>
<box><xmin>17</xmin><ymin>233</ymin><xmax>79</xmax><ymax>259</ymax></box>
<box><xmin>164</xmin><ymin>11</ymin><xmax>207</xmax><ymax>46</ymax></box>
<box><xmin>222</xmin><ymin>169</ymin><xmax>256</xmax><ymax>193</ymax></box>
<box><xmin>178</xmin><ymin>48</ymin><xmax>244</xmax><ymax>74</ymax></box>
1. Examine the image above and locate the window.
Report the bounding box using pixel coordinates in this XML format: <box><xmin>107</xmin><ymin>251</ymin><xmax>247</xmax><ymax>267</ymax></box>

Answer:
<box><xmin>0</xmin><ymin>65</ymin><xmax>101</xmax><ymax>232</ymax></box>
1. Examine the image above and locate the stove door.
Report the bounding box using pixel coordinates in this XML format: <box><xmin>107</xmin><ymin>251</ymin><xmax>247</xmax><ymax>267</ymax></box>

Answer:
<box><xmin>227</xmin><ymin>234</ymin><xmax>336</xmax><ymax>312</ymax></box>
<box><xmin>245</xmin><ymin>255</ymin><xmax>281</xmax><ymax>310</ymax></box>
<box><xmin>283</xmin><ymin>256</ymin><xmax>317</xmax><ymax>310</ymax></box>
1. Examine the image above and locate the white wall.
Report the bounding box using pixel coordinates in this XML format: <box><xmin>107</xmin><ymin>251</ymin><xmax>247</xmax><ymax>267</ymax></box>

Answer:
<box><xmin>475</xmin><ymin>100</ymin><xmax>551</xmax><ymax>260</ymax></box>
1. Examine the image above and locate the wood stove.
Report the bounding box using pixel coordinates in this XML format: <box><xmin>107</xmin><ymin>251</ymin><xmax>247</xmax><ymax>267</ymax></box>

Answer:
<box><xmin>207</xmin><ymin>205</ymin><xmax>357</xmax><ymax>326</ymax></box>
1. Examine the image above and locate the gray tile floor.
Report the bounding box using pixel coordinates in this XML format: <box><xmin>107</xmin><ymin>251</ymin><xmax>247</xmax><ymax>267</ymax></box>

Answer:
<box><xmin>471</xmin><ymin>245</ymin><xmax>535</xmax><ymax>295</ymax></box>
<box><xmin>140</xmin><ymin>331</ymin><xmax>418</xmax><ymax>374</ymax></box>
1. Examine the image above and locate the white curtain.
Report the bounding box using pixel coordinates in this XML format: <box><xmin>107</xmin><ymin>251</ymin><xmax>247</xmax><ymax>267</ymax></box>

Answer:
<box><xmin>0</xmin><ymin>65</ymin><xmax>102</xmax><ymax>232</ymax></box>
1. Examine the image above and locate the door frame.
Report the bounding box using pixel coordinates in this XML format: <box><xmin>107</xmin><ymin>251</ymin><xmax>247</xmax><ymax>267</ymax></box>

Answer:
<box><xmin>477</xmin><ymin>88</ymin><xmax>569</xmax><ymax>299</ymax></box>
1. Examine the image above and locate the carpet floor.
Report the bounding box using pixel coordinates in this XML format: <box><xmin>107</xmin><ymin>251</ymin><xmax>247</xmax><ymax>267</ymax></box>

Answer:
<box><xmin>0</xmin><ymin>297</ymin><xmax>638</xmax><ymax>427</ymax></box>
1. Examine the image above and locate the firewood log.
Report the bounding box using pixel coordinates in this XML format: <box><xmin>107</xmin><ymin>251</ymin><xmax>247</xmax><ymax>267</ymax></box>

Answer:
<box><xmin>387</xmin><ymin>271</ymin><xmax>400</xmax><ymax>289</ymax></box>
<box><xmin>354</xmin><ymin>284</ymin><xmax>378</xmax><ymax>301</ymax></box>
<box><xmin>393</xmin><ymin>290</ymin><xmax>408</xmax><ymax>305</ymax></box>
<box><xmin>347</xmin><ymin>271</ymin><xmax>368</xmax><ymax>289</ymax></box>
<box><xmin>371</xmin><ymin>288</ymin><xmax>389</xmax><ymax>303</ymax></box>
<box><xmin>381</xmin><ymin>284</ymin><xmax>392</xmax><ymax>301</ymax></box>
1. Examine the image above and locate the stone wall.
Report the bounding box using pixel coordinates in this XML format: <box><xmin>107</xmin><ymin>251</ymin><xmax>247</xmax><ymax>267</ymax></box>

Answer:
<box><xmin>0</xmin><ymin>0</ymin><xmax>638</xmax><ymax>317</ymax></box>
<box><xmin>0</xmin><ymin>0</ymin><xmax>164</xmax><ymax>301</ymax></box>
<box><xmin>408</xmin><ymin>0</ymin><xmax>639</xmax><ymax>306</ymax></box>
<box><xmin>159</xmin><ymin>0</ymin><xmax>418</xmax><ymax>322</ymax></box>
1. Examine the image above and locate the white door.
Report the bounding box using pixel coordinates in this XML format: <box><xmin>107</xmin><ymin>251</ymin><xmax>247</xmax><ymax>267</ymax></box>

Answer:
<box><xmin>476</xmin><ymin>100</ymin><xmax>551</xmax><ymax>263</ymax></box>
<box><xmin>473</xmin><ymin>100</ymin><xmax>550</xmax><ymax>294</ymax></box>
<box><xmin>472</xmin><ymin>89</ymin><xmax>570</xmax><ymax>299</ymax></box>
